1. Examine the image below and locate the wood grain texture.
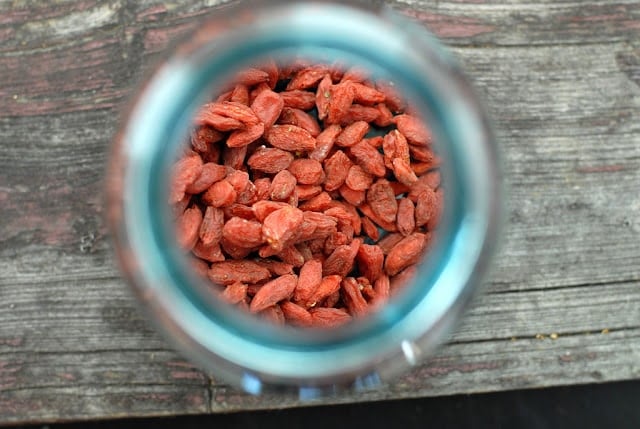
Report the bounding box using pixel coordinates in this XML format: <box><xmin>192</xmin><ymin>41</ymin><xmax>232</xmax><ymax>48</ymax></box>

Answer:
<box><xmin>1</xmin><ymin>0</ymin><xmax>639</xmax><ymax>424</ymax></box>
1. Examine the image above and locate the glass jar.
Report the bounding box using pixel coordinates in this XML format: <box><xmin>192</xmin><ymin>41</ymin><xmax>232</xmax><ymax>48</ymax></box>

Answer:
<box><xmin>106</xmin><ymin>0</ymin><xmax>501</xmax><ymax>397</ymax></box>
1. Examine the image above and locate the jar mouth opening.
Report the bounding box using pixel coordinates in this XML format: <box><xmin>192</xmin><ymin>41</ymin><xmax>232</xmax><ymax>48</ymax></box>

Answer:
<box><xmin>115</xmin><ymin>1</ymin><xmax>501</xmax><ymax>386</ymax></box>
<box><xmin>148</xmin><ymin>51</ymin><xmax>458</xmax><ymax>346</ymax></box>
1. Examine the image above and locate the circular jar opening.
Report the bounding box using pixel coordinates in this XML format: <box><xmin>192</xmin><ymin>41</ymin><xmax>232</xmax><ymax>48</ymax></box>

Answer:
<box><xmin>107</xmin><ymin>1</ymin><xmax>501</xmax><ymax>396</ymax></box>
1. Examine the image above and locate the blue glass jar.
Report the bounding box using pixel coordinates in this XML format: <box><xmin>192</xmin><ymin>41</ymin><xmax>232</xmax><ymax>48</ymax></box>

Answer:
<box><xmin>106</xmin><ymin>0</ymin><xmax>501</xmax><ymax>397</ymax></box>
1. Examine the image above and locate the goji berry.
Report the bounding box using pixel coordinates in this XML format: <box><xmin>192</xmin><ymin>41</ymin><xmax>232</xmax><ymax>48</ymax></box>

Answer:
<box><xmin>282</xmin><ymin>90</ymin><xmax>317</xmax><ymax>110</ymax></box>
<box><xmin>250</xmin><ymin>274</ymin><xmax>298</xmax><ymax>313</ymax></box>
<box><xmin>340</xmin><ymin>105</ymin><xmax>380</xmax><ymax>126</ymax></box>
<box><xmin>326</xmin><ymin>81</ymin><xmax>355</xmax><ymax>125</ymax></box>
<box><xmin>367</xmin><ymin>180</ymin><xmax>398</xmax><ymax>224</ymax></box>
<box><xmin>342</xmin><ymin>277</ymin><xmax>368</xmax><ymax>318</ymax></box>
<box><xmin>335</xmin><ymin>120</ymin><xmax>369</xmax><ymax>147</ymax></box>
<box><xmin>194</xmin><ymin>109</ymin><xmax>244</xmax><ymax>131</ymax></box>
<box><xmin>349</xmin><ymin>140</ymin><xmax>386</xmax><ymax>177</ymax></box>
<box><xmin>372</xmin><ymin>274</ymin><xmax>390</xmax><ymax>308</ymax></box>
<box><xmin>247</xmin><ymin>147</ymin><xmax>294</xmax><ymax>174</ymax></box>
<box><xmin>191</xmin><ymin>126</ymin><xmax>223</xmax><ymax>153</ymax></box>
<box><xmin>296</xmin><ymin>184</ymin><xmax>323</xmax><ymax>201</ymax></box>
<box><xmin>199</xmin><ymin>206</ymin><xmax>224</xmax><ymax>246</ymax></box>
<box><xmin>208</xmin><ymin>101</ymin><xmax>260</xmax><ymax>125</ymax></box>
<box><xmin>192</xmin><ymin>241</ymin><xmax>226</xmax><ymax>263</ymax></box>
<box><xmin>306</xmin><ymin>275</ymin><xmax>342</xmax><ymax>308</ymax></box>
<box><xmin>394</xmin><ymin>114</ymin><xmax>432</xmax><ymax>146</ymax></box>
<box><xmin>392</xmin><ymin>158</ymin><xmax>418</xmax><ymax>186</ymax></box>
<box><xmin>338</xmin><ymin>184</ymin><xmax>366</xmax><ymax>207</ymax></box>
<box><xmin>323</xmin><ymin>150</ymin><xmax>352</xmax><ymax>191</ymax></box>
<box><xmin>222</xmin><ymin>217</ymin><xmax>264</xmax><ymax>249</ymax></box>
<box><xmin>361</xmin><ymin>216</ymin><xmax>380</xmax><ymax>241</ymax></box>
<box><xmin>254</xmin><ymin>259</ymin><xmax>294</xmax><ymax>276</ymax></box>
<box><xmin>345</xmin><ymin>165</ymin><xmax>374</xmax><ymax>191</ymax></box>
<box><xmin>397</xmin><ymin>198</ymin><xmax>416</xmax><ymax>237</ymax></box>
<box><xmin>185</xmin><ymin>163</ymin><xmax>227</xmax><ymax>194</ymax></box>
<box><xmin>293</xmin><ymin>259</ymin><xmax>323</xmax><ymax>305</ymax></box>
<box><xmin>287</xmin><ymin>159</ymin><xmax>325</xmax><ymax>185</ymax></box>
<box><xmin>208</xmin><ymin>260</ymin><xmax>271</xmax><ymax>285</ymax></box>
<box><xmin>309</xmin><ymin>307</ymin><xmax>351</xmax><ymax>328</ymax></box>
<box><xmin>281</xmin><ymin>301</ymin><xmax>313</xmax><ymax>327</ymax></box>
<box><xmin>176</xmin><ymin>206</ymin><xmax>203</xmax><ymax>250</ymax></box>
<box><xmin>298</xmin><ymin>191</ymin><xmax>332</xmax><ymax>212</ymax></box>
<box><xmin>322</xmin><ymin>238</ymin><xmax>361</xmax><ymax>277</ymax></box>
<box><xmin>356</xmin><ymin>244</ymin><xmax>384</xmax><ymax>283</ymax></box>
<box><xmin>287</xmin><ymin>65</ymin><xmax>329</xmax><ymax>90</ymax></box>
<box><xmin>315</xmin><ymin>74</ymin><xmax>333</xmax><ymax>120</ymax></box>
<box><xmin>262</xmin><ymin>206</ymin><xmax>304</xmax><ymax>252</ymax></box>
<box><xmin>279</xmin><ymin>107</ymin><xmax>321</xmax><ymax>137</ymax></box>
<box><xmin>384</xmin><ymin>232</ymin><xmax>429</xmax><ymax>276</ymax></box>
<box><xmin>250</xmin><ymin>88</ymin><xmax>284</xmax><ymax>128</ymax></box>
<box><xmin>269</xmin><ymin>170</ymin><xmax>297</xmax><ymax>201</ymax></box>
<box><xmin>202</xmin><ymin>179</ymin><xmax>237</xmax><ymax>207</ymax></box>
<box><xmin>220</xmin><ymin>282</ymin><xmax>248</xmax><ymax>304</ymax></box>
<box><xmin>170</xmin><ymin>155</ymin><xmax>203</xmax><ymax>203</ymax></box>
<box><xmin>265</xmin><ymin>125</ymin><xmax>316</xmax><ymax>152</ymax></box>
<box><xmin>235</xmin><ymin>68</ymin><xmax>270</xmax><ymax>86</ymax></box>
<box><xmin>230</xmin><ymin>84</ymin><xmax>250</xmax><ymax>105</ymax></box>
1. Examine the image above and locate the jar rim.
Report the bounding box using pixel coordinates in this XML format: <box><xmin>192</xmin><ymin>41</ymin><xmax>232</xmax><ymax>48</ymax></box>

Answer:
<box><xmin>108</xmin><ymin>0</ymin><xmax>502</xmax><ymax>394</ymax></box>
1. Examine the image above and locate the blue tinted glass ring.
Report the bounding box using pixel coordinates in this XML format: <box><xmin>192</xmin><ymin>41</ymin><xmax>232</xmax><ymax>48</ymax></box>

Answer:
<box><xmin>108</xmin><ymin>1</ymin><xmax>502</xmax><ymax>396</ymax></box>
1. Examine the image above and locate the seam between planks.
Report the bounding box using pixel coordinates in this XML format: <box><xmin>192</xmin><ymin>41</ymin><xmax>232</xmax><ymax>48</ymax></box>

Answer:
<box><xmin>401</xmin><ymin>0</ymin><xmax>640</xmax><ymax>11</ymax></box>
<box><xmin>2</xmin><ymin>328</ymin><xmax>638</xmax><ymax>356</ymax></box>
<box><xmin>447</xmin><ymin>326</ymin><xmax>640</xmax><ymax>346</ymax></box>
<box><xmin>450</xmin><ymin>39</ymin><xmax>632</xmax><ymax>49</ymax></box>
<box><xmin>0</xmin><ymin>381</ymin><xmax>215</xmax><ymax>395</ymax></box>
<box><xmin>487</xmin><ymin>279</ymin><xmax>640</xmax><ymax>295</ymax></box>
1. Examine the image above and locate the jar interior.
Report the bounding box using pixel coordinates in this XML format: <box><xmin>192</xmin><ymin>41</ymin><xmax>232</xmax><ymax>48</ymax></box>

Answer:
<box><xmin>114</xmin><ymin>0</ymin><xmax>498</xmax><ymax>391</ymax></box>
<box><xmin>154</xmin><ymin>50</ymin><xmax>455</xmax><ymax>348</ymax></box>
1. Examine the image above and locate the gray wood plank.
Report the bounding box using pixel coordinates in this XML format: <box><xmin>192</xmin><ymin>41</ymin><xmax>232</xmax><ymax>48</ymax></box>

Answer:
<box><xmin>400</xmin><ymin>0</ymin><xmax>640</xmax><ymax>46</ymax></box>
<box><xmin>1</xmin><ymin>277</ymin><xmax>637</xmax><ymax>421</ymax></box>
<box><xmin>3</xmin><ymin>277</ymin><xmax>636</xmax><ymax>360</ymax></box>
<box><xmin>209</xmin><ymin>328</ymin><xmax>640</xmax><ymax>412</ymax></box>
<box><xmin>1</xmin><ymin>0</ymin><xmax>639</xmax><ymax>424</ymax></box>
<box><xmin>3</xmin><ymin>45</ymin><xmax>638</xmax><ymax>292</ymax></box>
<box><xmin>458</xmin><ymin>43</ymin><xmax>640</xmax><ymax>291</ymax></box>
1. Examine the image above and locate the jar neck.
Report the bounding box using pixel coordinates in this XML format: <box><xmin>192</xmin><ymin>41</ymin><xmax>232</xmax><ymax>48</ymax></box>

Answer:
<box><xmin>110</xmin><ymin>0</ymin><xmax>501</xmax><ymax>393</ymax></box>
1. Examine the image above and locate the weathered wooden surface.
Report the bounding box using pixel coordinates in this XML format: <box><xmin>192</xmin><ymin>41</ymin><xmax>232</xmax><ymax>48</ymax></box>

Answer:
<box><xmin>1</xmin><ymin>0</ymin><xmax>639</xmax><ymax>424</ymax></box>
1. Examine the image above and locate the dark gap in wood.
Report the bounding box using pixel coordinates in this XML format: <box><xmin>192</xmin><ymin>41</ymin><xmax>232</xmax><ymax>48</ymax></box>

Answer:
<box><xmin>205</xmin><ymin>376</ymin><xmax>214</xmax><ymax>413</ymax></box>
<box><xmin>448</xmin><ymin>40</ymin><xmax>627</xmax><ymax>49</ymax></box>
<box><xmin>487</xmin><ymin>279</ymin><xmax>640</xmax><ymax>295</ymax></box>
<box><xmin>0</xmin><ymin>276</ymin><xmax>124</xmax><ymax>288</ymax></box>
<box><xmin>0</xmin><ymin>348</ymin><xmax>175</xmax><ymax>357</ymax></box>
<box><xmin>0</xmin><ymin>381</ymin><xmax>213</xmax><ymax>395</ymax></box>
<box><xmin>447</xmin><ymin>326</ymin><xmax>640</xmax><ymax>346</ymax></box>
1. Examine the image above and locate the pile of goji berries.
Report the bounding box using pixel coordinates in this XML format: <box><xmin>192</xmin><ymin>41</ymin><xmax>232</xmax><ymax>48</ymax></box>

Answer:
<box><xmin>170</xmin><ymin>61</ymin><xmax>443</xmax><ymax>328</ymax></box>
